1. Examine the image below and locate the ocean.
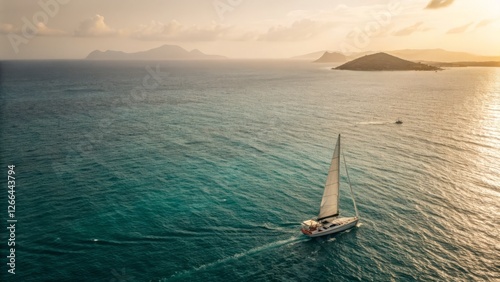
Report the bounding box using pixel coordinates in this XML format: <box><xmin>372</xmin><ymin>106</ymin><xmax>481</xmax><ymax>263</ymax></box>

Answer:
<box><xmin>0</xmin><ymin>60</ymin><xmax>498</xmax><ymax>281</ymax></box>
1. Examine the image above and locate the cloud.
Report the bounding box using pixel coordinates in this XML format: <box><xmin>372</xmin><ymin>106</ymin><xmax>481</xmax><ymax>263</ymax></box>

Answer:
<box><xmin>287</xmin><ymin>4</ymin><xmax>390</xmax><ymax>23</ymax></box>
<box><xmin>75</xmin><ymin>14</ymin><xmax>117</xmax><ymax>37</ymax></box>
<box><xmin>392</xmin><ymin>21</ymin><xmax>426</xmax><ymax>36</ymax></box>
<box><xmin>257</xmin><ymin>19</ymin><xmax>335</xmax><ymax>41</ymax></box>
<box><xmin>0</xmin><ymin>23</ymin><xmax>16</xmax><ymax>34</ymax></box>
<box><xmin>131</xmin><ymin>20</ymin><xmax>231</xmax><ymax>41</ymax></box>
<box><xmin>0</xmin><ymin>22</ymin><xmax>66</xmax><ymax>36</ymax></box>
<box><xmin>475</xmin><ymin>19</ymin><xmax>495</xmax><ymax>29</ymax></box>
<box><xmin>446</xmin><ymin>22</ymin><xmax>473</xmax><ymax>34</ymax></box>
<box><xmin>425</xmin><ymin>0</ymin><xmax>454</xmax><ymax>9</ymax></box>
<box><xmin>130</xmin><ymin>18</ymin><xmax>336</xmax><ymax>42</ymax></box>
<box><xmin>36</xmin><ymin>22</ymin><xmax>67</xmax><ymax>36</ymax></box>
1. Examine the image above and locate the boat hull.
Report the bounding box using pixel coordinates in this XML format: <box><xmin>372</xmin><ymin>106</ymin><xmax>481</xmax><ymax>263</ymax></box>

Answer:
<box><xmin>301</xmin><ymin>217</ymin><xmax>358</xmax><ymax>238</ymax></box>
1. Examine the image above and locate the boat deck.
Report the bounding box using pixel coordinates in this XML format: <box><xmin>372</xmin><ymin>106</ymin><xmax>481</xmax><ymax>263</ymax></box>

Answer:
<box><xmin>301</xmin><ymin>216</ymin><xmax>358</xmax><ymax>237</ymax></box>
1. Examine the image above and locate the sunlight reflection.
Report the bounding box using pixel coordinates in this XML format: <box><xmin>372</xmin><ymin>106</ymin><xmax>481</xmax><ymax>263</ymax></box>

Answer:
<box><xmin>477</xmin><ymin>68</ymin><xmax>500</xmax><ymax>151</ymax></box>
<box><xmin>472</xmin><ymin>68</ymin><xmax>500</xmax><ymax>209</ymax></box>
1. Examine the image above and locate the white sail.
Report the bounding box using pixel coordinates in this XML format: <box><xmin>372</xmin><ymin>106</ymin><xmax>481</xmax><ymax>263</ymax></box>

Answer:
<box><xmin>318</xmin><ymin>134</ymin><xmax>340</xmax><ymax>220</ymax></box>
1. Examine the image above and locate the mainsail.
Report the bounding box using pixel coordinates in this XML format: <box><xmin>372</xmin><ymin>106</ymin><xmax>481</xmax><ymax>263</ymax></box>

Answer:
<box><xmin>318</xmin><ymin>134</ymin><xmax>340</xmax><ymax>220</ymax></box>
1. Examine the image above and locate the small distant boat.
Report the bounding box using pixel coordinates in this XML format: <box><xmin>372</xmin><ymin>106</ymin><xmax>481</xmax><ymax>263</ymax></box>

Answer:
<box><xmin>395</xmin><ymin>118</ymin><xmax>403</xmax><ymax>124</ymax></box>
<box><xmin>301</xmin><ymin>134</ymin><xmax>359</xmax><ymax>238</ymax></box>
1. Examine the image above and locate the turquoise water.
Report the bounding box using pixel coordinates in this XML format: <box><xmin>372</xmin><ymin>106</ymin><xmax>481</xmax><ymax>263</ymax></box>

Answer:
<box><xmin>0</xmin><ymin>60</ymin><xmax>499</xmax><ymax>281</ymax></box>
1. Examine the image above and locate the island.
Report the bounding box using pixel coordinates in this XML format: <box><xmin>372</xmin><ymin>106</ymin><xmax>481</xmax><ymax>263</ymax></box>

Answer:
<box><xmin>334</xmin><ymin>52</ymin><xmax>441</xmax><ymax>71</ymax></box>
<box><xmin>313</xmin><ymin>51</ymin><xmax>346</xmax><ymax>63</ymax></box>
<box><xmin>85</xmin><ymin>44</ymin><xmax>226</xmax><ymax>60</ymax></box>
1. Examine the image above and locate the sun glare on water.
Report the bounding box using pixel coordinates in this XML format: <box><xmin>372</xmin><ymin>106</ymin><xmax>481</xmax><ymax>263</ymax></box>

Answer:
<box><xmin>473</xmin><ymin>69</ymin><xmax>500</xmax><ymax>211</ymax></box>
<box><xmin>485</xmin><ymin>70</ymin><xmax>500</xmax><ymax>144</ymax></box>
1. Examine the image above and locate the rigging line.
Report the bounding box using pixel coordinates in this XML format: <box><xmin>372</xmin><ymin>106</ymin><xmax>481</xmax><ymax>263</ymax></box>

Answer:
<box><xmin>342</xmin><ymin>149</ymin><xmax>359</xmax><ymax>218</ymax></box>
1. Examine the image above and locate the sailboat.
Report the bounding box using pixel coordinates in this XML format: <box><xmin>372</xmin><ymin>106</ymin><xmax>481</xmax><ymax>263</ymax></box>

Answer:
<box><xmin>301</xmin><ymin>134</ymin><xmax>359</xmax><ymax>237</ymax></box>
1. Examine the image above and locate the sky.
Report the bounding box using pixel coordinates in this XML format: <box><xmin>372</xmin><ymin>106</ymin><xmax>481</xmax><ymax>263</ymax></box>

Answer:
<box><xmin>0</xmin><ymin>0</ymin><xmax>499</xmax><ymax>59</ymax></box>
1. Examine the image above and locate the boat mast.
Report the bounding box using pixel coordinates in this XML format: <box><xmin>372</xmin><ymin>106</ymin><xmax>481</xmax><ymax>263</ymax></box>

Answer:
<box><xmin>342</xmin><ymin>151</ymin><xmax>359</xmax><ymax>218</ymax></box>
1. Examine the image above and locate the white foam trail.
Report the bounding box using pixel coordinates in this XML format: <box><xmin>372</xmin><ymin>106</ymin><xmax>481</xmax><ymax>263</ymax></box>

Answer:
<box><xmin>168</xmin><ymin>236</ymin><xmax>303</xmax><ymax>280</ymax></box>
<box><xmin>356</xmin><ymin>121</ymin><xmax>392</xmax><ymax>125</ymax></box>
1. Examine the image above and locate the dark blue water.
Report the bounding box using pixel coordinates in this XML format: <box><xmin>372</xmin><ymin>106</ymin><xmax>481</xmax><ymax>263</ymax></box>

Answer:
<box><xmin>1</xmin><ymin>60</ymin><xmax>499</xmax><ymax>281</ymax></box>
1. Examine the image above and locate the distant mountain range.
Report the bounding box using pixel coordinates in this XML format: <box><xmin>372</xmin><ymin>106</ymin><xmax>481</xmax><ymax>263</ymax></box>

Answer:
<box><xmin>290</xmin><ymin>51</ymin><xmax>329</xmax><ymax>60</ymax></box>
<box><xmin>313</xmin><ymin>52</ymin><xmax>346</xmax><ymax>63</ymax></box>
<box><xmin>387</xmin><ymin>49</ymin><xmax>500</xmax><ymax>63</ymax></box>
<box><xmin>86</xmin><ymin>45</ymin><xmax>500</xmax><ymax>65</ymax></box>
<box><xmin>293</xmin><ymin>48</ymin><xmax>500</xmax><ymax>63</ymax></box>
<box><xmin>335</xmin><ymin>53</ymin><xmax>441</xmax><ymax>71</ymax></box>
<box><xmin>428</xmin><ymin>61</ymin><xmax>500</xmax><ymax>67</ymax></box>
<box><xmin>86</xmin><ymin>45</ymin><xmax>226</xmax><ymax>60</ymax></box>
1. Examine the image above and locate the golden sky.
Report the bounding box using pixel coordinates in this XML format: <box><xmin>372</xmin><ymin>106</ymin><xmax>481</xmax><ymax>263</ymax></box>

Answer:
<box><xmin>1</xmin><ymin>0</ymin><xmax>499</xmax><ymax>59</ymax></box>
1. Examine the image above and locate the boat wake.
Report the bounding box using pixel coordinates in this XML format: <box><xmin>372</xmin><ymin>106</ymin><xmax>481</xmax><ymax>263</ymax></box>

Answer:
<box><xmin>356</xmin><ymin>121</ymin><xmax>393</xmax><ymax>125</ymax></box>
<box><xmin>257</xmin><ymin>222</ymin><xmax>298</xmax><ymax>232</ymax></box>
<box><xmin>167</xmin><ymin>236</ymin><xmax>304</xmax><ymax>280</ymax></box>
